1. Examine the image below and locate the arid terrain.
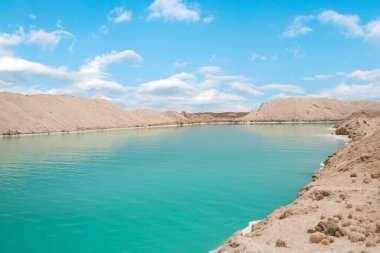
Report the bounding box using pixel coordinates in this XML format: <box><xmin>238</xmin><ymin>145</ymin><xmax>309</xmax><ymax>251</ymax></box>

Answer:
<box><xmin>214</xmin><ymin>111</ymin><xmax>380</xmax><ymax>253</ymax></box>
<box><xmin>1</xmin><ymin>92</ymin><xmax>380</xmax><ymax>252</ymax></box>
<box><xmin>2</xmin><ymin>92</ymin><xmax>380</xmax><ymax>135</ymax></box>
<box><xmin>242</xmin><ymin>98</ymin><xmax>380</xmax><ymax>122</ymax></box>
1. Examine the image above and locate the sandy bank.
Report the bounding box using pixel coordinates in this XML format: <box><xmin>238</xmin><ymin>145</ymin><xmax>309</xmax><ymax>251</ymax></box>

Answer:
<box><xmin>214</xmin><ymin>112</ymin><xmax>380</xmax><ymax>252</ymax></box>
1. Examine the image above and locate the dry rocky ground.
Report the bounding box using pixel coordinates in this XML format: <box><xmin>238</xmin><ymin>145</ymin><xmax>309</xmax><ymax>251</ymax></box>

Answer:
<box><xmin>215</xmin><ymin>111</ymin><xmax>380</xmax><ymax>253</ymax></box>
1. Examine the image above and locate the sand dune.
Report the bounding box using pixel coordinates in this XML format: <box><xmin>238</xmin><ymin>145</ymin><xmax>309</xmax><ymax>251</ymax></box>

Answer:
<box><xmin>2</xmin><ymin>92</ymin><xmax>380</xmax><ymax>135</ymax></box>
<box><xmin>0</xmin><ymin>92</ymin><xmax>183</xmax><ymax>135</ymax></box>
<box><xmin>242</xmin><ymin>98</ymin><xmax>380</xmax><ymax>121</ymax></box>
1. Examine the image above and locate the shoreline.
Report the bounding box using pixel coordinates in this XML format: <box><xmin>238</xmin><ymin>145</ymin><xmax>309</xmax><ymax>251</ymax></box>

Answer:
<box><xmin>0</xmin><ymin>120</ymin><xmax>338</xmax><ymax>138</ymax></box>
<box><xmin>209</xmin><ymin>130</ymin><xmax>350</xmax><ymax>253</ymax></box>
<box><xmin>215</xmin><ymin>114</ymin><xmax>380</xmax><ymax>252</ymax></box>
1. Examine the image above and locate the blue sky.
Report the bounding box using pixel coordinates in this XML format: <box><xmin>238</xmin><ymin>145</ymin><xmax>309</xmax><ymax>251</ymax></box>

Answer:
<box><xmin>0</xmin><ymin>0</ymin><xmax>379</xmax><ymax>112</ymax></box>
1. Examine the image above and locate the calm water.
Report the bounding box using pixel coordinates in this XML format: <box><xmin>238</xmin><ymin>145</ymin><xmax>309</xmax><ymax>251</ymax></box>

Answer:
<box><xmin>0</xmin><ymin>124</ymin><xmax>346</xmax><ymax>253</ymax></box>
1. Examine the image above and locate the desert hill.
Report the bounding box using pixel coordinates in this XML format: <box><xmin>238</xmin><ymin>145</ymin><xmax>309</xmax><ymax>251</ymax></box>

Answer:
<box><xmin>242</xmin><ymin>98</ymin><xmax>380</xmax><ymax>122</ymax></box>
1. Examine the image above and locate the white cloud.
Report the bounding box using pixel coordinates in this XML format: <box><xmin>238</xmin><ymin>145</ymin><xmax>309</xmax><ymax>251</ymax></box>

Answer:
<box><xmin>138</xmin><ymin>72</ymin><xmax>195</xmax><ymax>95</ymax></box>
<box><xmin>251</xmin><ymin>53</ymin><xmax>267</xmax><ymax>61</ymax></box>
<box><xmin>303</xmin><ymin>74</ymin><xmax>336</xmax><ymax>81</ymax></box>
<box><xmin>317</xmin><ymin>10</ymin><xmax>363</xmax><ymax>37</ymax></box>
<box><xmin>347</xmin><ymin>68</ymin><xmax>380</xmax><ymax>81</ymax></box>
<box><xmin>198</xmin><ymin>65</ymin><xmax>223</xmax><ymax>74</ymax></box>
<box><xmin>203</xmin><ymin>16</ymin><xmax>214</xmax><ymax>24</ymax></box>
<box><xmin>147</xmin><ymin>0</ymin><xmax>200</xmax><ymax>22</ymax></box>
<box><xmin>0</xmin><ymin>28</ymin><xmax>25</xmax><ymax>55</ymax></box>
<box><xmin>303</xmin><ymin>67</ymin><xmax>380</xmax><ymax>100</ymax></box>
<box><xmin>305</xmin><ymin>68</ymin><xmax>380</xmax><ymax>82</ymax></box>
<box><xmin>283</xmin><ymin>9</ymin><xmax>380</xmax><ymax>49</ymax></box>
<box><xmin>230</xmin><ymin>82</ymin><xmax>263</xmax><ymax>97</ymax></box>
<box><xmin>364</xmin><ymin>19</ymin><xmax>380</xmax><ymax>48</ymax></box>
<box><xmin>173</xmin><ymin>59</ymin><xmax>187</xmax><ymax>68</ymax></box>
<box><xmin>26</xmin><ymin>29</ymin><xmax>72</xmax><ymax>51</ymax></box>
<box><xmin>285</xmin><ymin>45</ymin><xmax>304</xmax><ymax>58</ymax></box>
<box><xmin>259</xmin><ymin>84</ymin><xmax>305</xmax><ymax>94</ymax></box>
<box><xmin>108</xmin><ymin>7</ymin><xmax>132</xmax><ymax>23</ymax></box>
<box><xmin>0</xmin><ymin>50</ymin><xmax>142</xmax><ymax>93</ymax></box>
<box><xmin>80</xmin><ymin>50</ymin><xmax>143</xmax><ymax>74</ymax></box>
<box><xmin>55</xmin><ymin>20</ymin><xmax>64</xmax><ymax>29</ymax></box>
<box><xmin>120</xmin><ymin>70</ymin><xmax>262</xmax><ymax>112</ymax></box>
<box><xmin>75</xmin><ymin>79</ymin><xmax>128</xmax><ymax>92</ymax></box>
<box><xmin>283</xmin><ymin>15</ymin><xmax>314</xmax><ymax>38</ymax></box>
<box><xmin>0</xmin><ymin>27</ymin><xmax>73</xmax><ymax>54</ymax></box>
<box><xmin>93</xmin><ymin>25</ymin><xmax>109</xmax><ymax>39</ymax></box>
<box><xmin>0</xmin><ymin>56</ymin><xmax>73</xmax><ymax>79</ymax></box>
<box><xmin>269</xmin><ymin>93</ymin><xmax>292</xmax><ymax>100</ymax></box>
<box><xmin>317</xmin><ymin>82</ymin><xmax>380</xmax><ymax>100</ymax></box>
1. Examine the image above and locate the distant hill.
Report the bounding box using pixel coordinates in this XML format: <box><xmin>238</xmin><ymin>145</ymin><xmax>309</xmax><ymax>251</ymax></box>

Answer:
<box><xmin>241</xmin><ymin>98</ymin><xmax>380</xmax><ymax>122</ymax></box>
<box><xmin>2</xmin><ymin>93</ymin><xmax>380</xmax><ymax>135</ymax></box>
<box><xmin>0</xmin><ymin>92</ymin><xmax>186</xmax><ymax>135</ymax></box>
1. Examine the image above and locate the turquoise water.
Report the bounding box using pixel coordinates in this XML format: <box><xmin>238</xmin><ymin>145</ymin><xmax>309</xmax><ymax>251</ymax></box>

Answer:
<box><xmin>0</xmin><ymin>124</ymin><xmax>346</xmax><ymax>253</ymax></box>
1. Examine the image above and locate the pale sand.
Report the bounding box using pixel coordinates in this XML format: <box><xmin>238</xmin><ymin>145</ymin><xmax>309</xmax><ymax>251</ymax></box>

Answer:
<box><xmin>242</xmin><ymin>98</ymin><xmax>380</xmax><ymax>122</ymax></box>
<box><xmin>0</xmin><ymin>92</ymin><xmax>188</xmax><ymax>135</ymax></box>
<box><xmin>3</xmin><ymin>93</ymin><xmax>380</xmax><ymax>136</ymax></box>
<box><xmin>215</xmin><ymin>111</ymin><xmax>380</xmax><ymax>253</ymax></box>
<box><xmin>0</xmin><ymin>92</ymin><xmax>250</xmax><ymax>135</ymax></box>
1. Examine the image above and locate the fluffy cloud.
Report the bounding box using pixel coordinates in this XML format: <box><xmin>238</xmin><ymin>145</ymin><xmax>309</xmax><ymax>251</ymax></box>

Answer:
<box><xmin>0</xmin><ymin>50</ymin><xmax>142</xmax><ymax>94</ymax></box>
<box><xmin>251</xmin><ymin>53</ymin><xmax>267</xmax><ymax>61</ymax></box>
<box><xmin>317</xmin><ymin>82</ymin><xmax>380</xmax><ymax>100</ymax></box>
<box><xmin>0</xmin><ymin>56</ymin><xmax>73</xmax><ymax>79</ymax></box>
<box><xmin>197</xmin><ymin>65</ymin><xmax>223</xmax><ymax>74</ymax></box>
<box><xmin>283</xmin><ymin>9</ymin><xmax>380</xmax><ymax>48</ymax></box>
<box><xmin>364</xmin><ymin>19</ymin><xmax>380</xmax><ymax>48</ymax></box>
<box><xmin>304</xmin><ymin>68</ymin><xmax>380</xmax><ymax>82</ymax></box>
<box><xmin>108</xmin><ymin>7</ymin><xmax>132</xmax><ymax>23</ymax></box>
<box><xmin>138</xmin><ymin>72</ymin><xmax>195</xmax><ymax>95</ymax></box>
<box><xmin>317</xmin><ymin>10</ymin><xmax>363</xmax><ymax>37</ymax></box>
<box><xmin>283</xmin><ymin>15</ymin><xmax>314</xmax><ymax>38</ymax></box>
<box><xmin>203</xmin><ymin>16</ymin><xmax>214</xmax><ymax>24</ymax></box>
<box><xmin>26</xmin><ymin>29</ymin><xmax>72</xmax><ymax>51</ymax></box>
<box><xmin>0</xmin><ymin>27</ymin><xmax>24</xmax><ymax>48</ymax></box>
<box><xmin>259</xmin><ymin>84</ymin><xmax>305</xmax><ymax>94</ymax></box>
<box><xmin>147</xmin><ymin>0</ymin><xmax>200</xmax><ymax>22</ymax></box>
<box><xmin>0</xmin><ymin>54</ymin><xmax>262</xmax><ymax>112</ymax></box>
<box><xmin>285</xmin><ymin>45</ymin><xmax>304</xmax><ymax>58</ymax></box>
<box><xmin>303</xmin><ymin>72</ymin><xmax>347</xmax><ymax>81</ymax></box>
<box><xmin>346</xmin><ymin>68</ymin><xmax>380</xmax><ymax>81</ymax></box>
<box><xmin>230</xmin><ymin>82</ymin><xmax>263</xmax><ymax>97</ymax></box>
<box><xmin>0</xmin><ymin>27</ymin><xmax>72</xmax><ymax>54</ymax></box>
<box><xmin>80</xmin><ymin>50</ymin><xmax>143</xmax><ymax>74</ymax></box>
<box><xmin>130</xmin><ymin>70</ymin><xmax>261</xmax><ymax>111</ymax></box>
<box><xmin>304</xmin><ymin>67</ymin><xmax>380</xmax><ymax>100</ymax></box>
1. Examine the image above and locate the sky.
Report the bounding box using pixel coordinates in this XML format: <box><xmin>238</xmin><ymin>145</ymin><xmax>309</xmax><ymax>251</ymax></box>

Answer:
<box><xmin>0</xmin><ymin>0</ymin><xmax>380</xmax><ymax>112</ymax></box>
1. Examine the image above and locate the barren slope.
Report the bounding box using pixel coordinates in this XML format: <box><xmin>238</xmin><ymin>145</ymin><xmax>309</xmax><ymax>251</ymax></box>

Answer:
<box><xmin>0</xmin><ymin>92</ymin><xmax>183</xmax><ymax>135</ymax></box>
<box><xmin>242</xmin><ymin>98</ymin><xmax>380</xmax><ymax>122</ymax></box>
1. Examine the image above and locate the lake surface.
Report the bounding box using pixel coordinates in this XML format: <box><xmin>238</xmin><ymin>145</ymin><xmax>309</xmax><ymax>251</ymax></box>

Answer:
<box><xmin>0</xmin><ymin>124</ymin><xmax>346</xmax><ymax>253</ymax></box>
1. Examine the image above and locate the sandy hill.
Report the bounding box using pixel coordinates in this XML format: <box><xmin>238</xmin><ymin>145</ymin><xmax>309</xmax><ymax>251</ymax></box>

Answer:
<box><xmin>2</xmin><ymin>93</ymin><xmax>380</xmax><ymax>135</ymax></box>
<box><xmin>242</xmin><ymin>98</ymin><xmax>380</xmax><ymax>122</ymax></box>
<box><xmin>0</xmin><ymin>92</ymin><xmax>183</xmax><ymax>135</ymax></box>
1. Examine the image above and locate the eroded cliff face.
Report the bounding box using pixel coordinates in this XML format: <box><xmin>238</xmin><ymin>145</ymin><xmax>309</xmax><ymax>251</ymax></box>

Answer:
<box><xmin>242</xmin><ymin>98</ymin><xmax>380</xmax><ymax>122</ymax></box>
<box><xmin>215</xmin><ymin>112</ymin><xmax>380</xmax><ymax>253</ymax></box>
